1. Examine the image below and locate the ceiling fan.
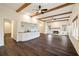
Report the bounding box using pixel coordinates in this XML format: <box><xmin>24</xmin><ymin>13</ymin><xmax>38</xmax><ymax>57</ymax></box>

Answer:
<box><xmin>35</xmin><ymin>5</ymin><xmax>48</xmax><ymax>14</ymax></box>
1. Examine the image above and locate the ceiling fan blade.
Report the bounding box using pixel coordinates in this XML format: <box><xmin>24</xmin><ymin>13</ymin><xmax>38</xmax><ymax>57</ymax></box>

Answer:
<box><xmin>41</xmin><ymin>9</ymin><xmax>48</xmax><ymax>11</ymax></box>
<box><xmin>41</xmin><ymin>9</ymin><xmax>48</xmax><ymax>14</ymax></box>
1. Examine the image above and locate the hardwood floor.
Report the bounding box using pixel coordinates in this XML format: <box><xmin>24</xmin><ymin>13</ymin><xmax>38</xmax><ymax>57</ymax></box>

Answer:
<box><xmin>0</xmin><ymin>33</ymin><xmax>78</xmax><ymax>56</ymax></box>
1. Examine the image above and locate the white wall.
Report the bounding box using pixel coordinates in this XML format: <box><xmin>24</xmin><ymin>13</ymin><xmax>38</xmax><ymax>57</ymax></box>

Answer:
<box><xmin>51</xmin><ymin>22</ymin><xmax>61</xmax><ymax>28</ymax></box>
<box><xmin>51</xmin><ymin>21</ymin><xmax>68</xmax><ymax>28</ymax></box>
<box><xmin>0</xmin><ymin>4</ymin><xmax>40</xmax><ymax>46</ymax></box>
<box><xmin>0</xmin><ymin>5</ymin><xmax>20</xmax><ymax>46</ymax></box>
<box><xmin>0</xmin><ymin>17</ymin><xmax>4</xmax><ymax>46</ymax></box>
<box><xmin>11</xmin><ymin>20</ymin><xmax>17</xmax><ymax>40</ymax></box>
<box><xmin>52</xmin><ymin>21</ymin><xmax>68</xmax><ymax>35</ymax></box>
<box><xmin>44</xmin><ymin>21</ymin><xmax>68</xmax><ymax>35</ymax></box>
<box><xmin>68</xmin><ymin>4</ymin><xmax>79</xmax><ymax>55</ymax></box>
<box><xmin>4</xmin><ymin>21</ymin><xmax>11</xmax><ymax>33</ymax></box>
<box><xmin>38</xmin><ymin>19</ymin><xmax>68</xmax><ymax>35</ymax></box>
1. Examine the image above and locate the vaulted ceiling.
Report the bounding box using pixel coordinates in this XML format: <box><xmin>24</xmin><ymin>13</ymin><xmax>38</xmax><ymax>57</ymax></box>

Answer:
<box><xmin>0</xmin><ymin>3</ymin><xmax>75</xmax><ymax>22</ymax></box>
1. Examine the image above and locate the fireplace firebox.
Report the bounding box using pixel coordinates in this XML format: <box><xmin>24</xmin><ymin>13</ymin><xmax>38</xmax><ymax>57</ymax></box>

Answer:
<box><xmin>53</xmin><ymin>31</ymin><xmax>59</xmax><ymax>34</ymax></box>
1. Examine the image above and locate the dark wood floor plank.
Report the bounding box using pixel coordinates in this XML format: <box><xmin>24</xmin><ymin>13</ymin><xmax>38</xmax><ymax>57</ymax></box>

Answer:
<box><xmin>0</xmin><ymin>33</ymin><xmax>78</xmax><ymax>56</ymax></box>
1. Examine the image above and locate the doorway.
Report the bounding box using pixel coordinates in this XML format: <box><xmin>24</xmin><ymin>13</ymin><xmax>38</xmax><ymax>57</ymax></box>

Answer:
<box><xmin>4</xmin><ymin>19</ymin><xmax>12</xmax><ymax>46</ymax></box>
<box><xmin>4</xmin><ymin>20</ymin><xmax>11</xmax><ymax>37</ymax></box>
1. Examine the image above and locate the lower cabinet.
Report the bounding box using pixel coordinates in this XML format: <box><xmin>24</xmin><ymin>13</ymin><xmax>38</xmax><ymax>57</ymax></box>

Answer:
<box><xmin>17</xmin><ymin>32</ymin><xmax>40</xmax><ymax>42</ymax></box>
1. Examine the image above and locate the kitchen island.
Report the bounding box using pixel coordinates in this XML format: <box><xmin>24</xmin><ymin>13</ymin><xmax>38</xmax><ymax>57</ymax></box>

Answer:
<box><xmin>17</xmin><ymin>31</ymin><xmax>40</xmax><ymax>42</ymax></box>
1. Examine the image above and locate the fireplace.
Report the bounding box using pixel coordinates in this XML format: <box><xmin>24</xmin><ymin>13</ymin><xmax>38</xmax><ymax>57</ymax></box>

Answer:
<box><xmin>53</xmin><ymin>31</ymin><xmax>59</xmax><ymax>34</ymax></box>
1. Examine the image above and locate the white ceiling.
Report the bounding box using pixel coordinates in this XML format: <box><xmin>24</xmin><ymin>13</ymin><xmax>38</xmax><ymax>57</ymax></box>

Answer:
<box><xmin>19</xmin><ymin>3</ymin><xmax>64</xmax><ymax>15</ymax></box>
<box><xmin>20</xmin><ymin>3</ymin><xmax>73</xmax><ymax>22</ymax></box>
<box><xmin>0</xmin><ymin>3</ymin><xmax>23</xmax><ymax>11</ymax></box>
<box><xmin>36</xmin><ymin>5</ymin><xmax>73</xmax><ymax>18</ymax></box>
<box><xmin>0</xmin><ymin>3</ymin><xmax>74</xmax><ymax>21</ymax></box>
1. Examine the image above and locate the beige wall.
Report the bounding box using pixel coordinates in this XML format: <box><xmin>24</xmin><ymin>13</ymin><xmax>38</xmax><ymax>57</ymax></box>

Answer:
<box><xmin>38</xmin><ymin>21</ymin><xmax>45</xmax><ymax>33</ymax></box>
<box><xmin>4</xmin><ymin>21</ymin><xmax>11</xmax><ymax>33</ymax></box>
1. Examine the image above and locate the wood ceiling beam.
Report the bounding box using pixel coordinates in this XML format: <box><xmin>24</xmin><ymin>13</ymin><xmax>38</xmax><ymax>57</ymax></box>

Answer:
<box><xmin>72</xmin><ymin>15</ymin><xmax>78</xmax><ymax>22</ymax></box>
<box><xmin>39</xmin><ymin>11</ymin><xmax>72</xmax><ymax>19</ymax></box>
<box><xmin>52</xmin><ymin>19</ymin><xmax>69</xmax><ymax>22</ymax></box>
<box><xmin>53</xmin><ymin>16</ymin><xmax>70</xmax><ymax>20</ymax></box>
<box><xmin>31</xmin><ymin>3</ymin><xmax>74</xmax><ymax>17</ymax></box>
<box><xmin>39</xmin><ymin>15</ymin><xmax>70</xmax><ymax>22</ymax></box>
<box><xmin>16</xmin><ymin>3</ymin><xmax>31</xmax><ymax>13</ymax></box>
<box><xmin>39</xmin><ymin>16</ymin><xmax>70</xmax><ymax>22</ymax></box>
<box><xmin>47</xmin><ymin>19</ymin><xmax>69</xmax><ymax>23</ymax></box>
